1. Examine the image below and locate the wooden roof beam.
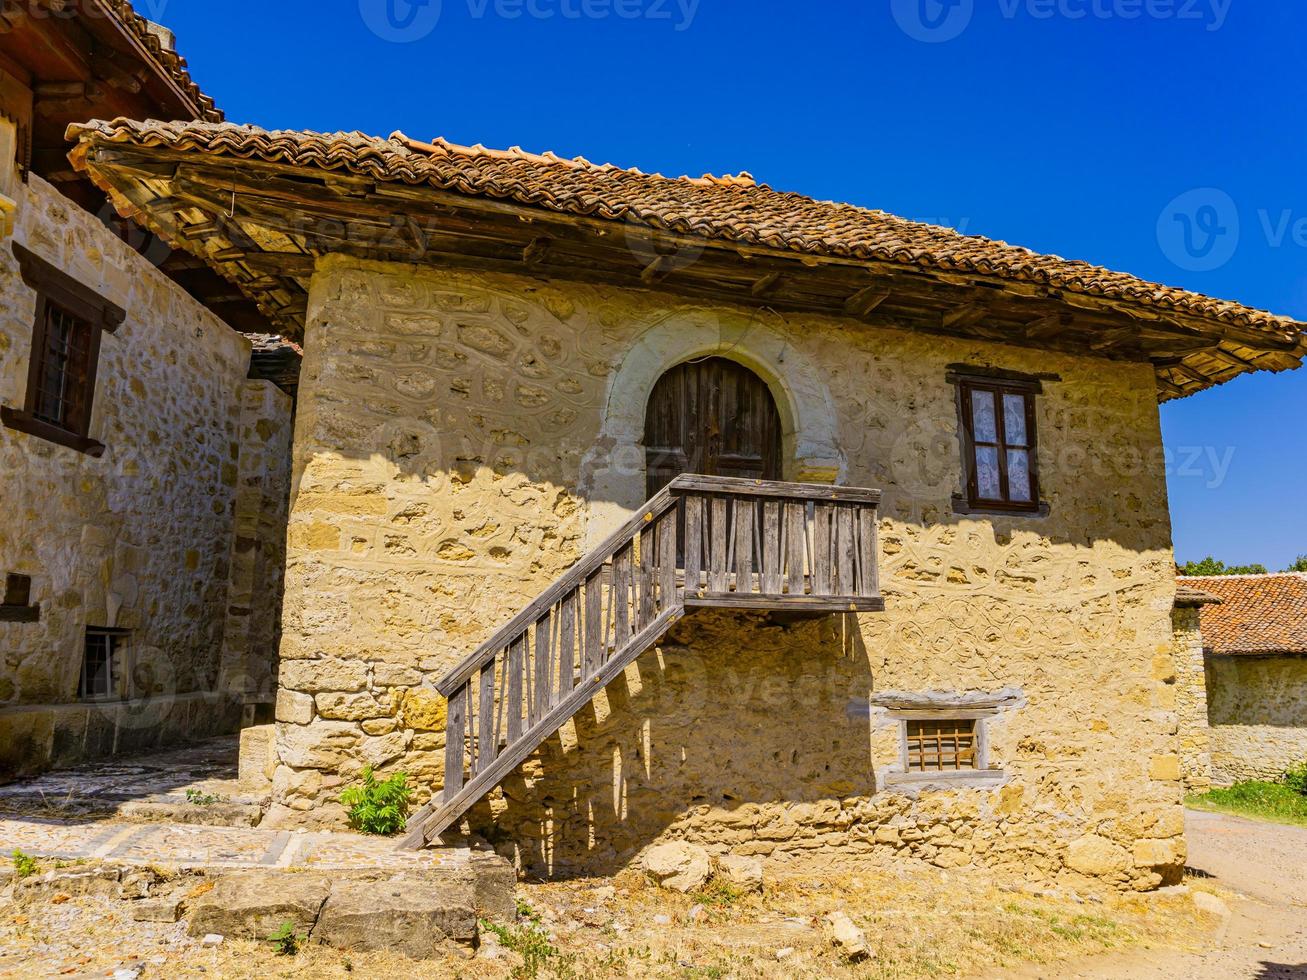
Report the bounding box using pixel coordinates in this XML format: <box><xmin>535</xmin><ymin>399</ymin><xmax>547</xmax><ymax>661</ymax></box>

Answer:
<box><xmin>844</xmin><ymin>285</ymin><xmax>891</xmax><ymax>318</ymax></box>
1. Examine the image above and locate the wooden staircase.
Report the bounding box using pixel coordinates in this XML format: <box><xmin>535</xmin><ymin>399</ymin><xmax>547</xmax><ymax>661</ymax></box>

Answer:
<box><xmin>398</xmin><ymin>474</ymin><xmax>883</xmax><ymax>850</ymax></box>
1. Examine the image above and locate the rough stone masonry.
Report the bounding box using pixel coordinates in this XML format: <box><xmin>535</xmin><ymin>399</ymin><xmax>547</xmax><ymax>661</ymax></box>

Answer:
<box><xmin>266</xmin><ymin>255</ymin><xmax>1186</xmax><ymax>892</ymax></box>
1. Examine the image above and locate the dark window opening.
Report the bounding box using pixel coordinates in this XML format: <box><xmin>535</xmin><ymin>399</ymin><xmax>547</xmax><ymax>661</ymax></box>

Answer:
<box><xmin>31</xmin><ymin>300</ymin><xmax>96</xmax><ymax>434</ymax></box>
<box><xmin>80</xmin><ymin>628</ymin><xmax>128</xmax><ymax>701</ymax></box>
<box><xmin>958</xmin><ymin>379</ymin><xmax>1040</xmax><ymax>512</ymax></box>
<box><xmin>2</xmin><ymin>244</ymin><xmax>124</xmax><ymax>456</ymax></box>
<box><xmin>0</xmin><ymin>573</ymin><xmax>38</xmax><ymax>623</ymax></box>
<box><xmin>906</xmin><ymin>719</ymin><xmax>979</xmax><ymax>772</ymax></box>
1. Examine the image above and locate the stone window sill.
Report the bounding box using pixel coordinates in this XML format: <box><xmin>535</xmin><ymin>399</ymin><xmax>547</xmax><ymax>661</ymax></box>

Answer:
<box><xmin>881</xmin><ymin>769</ymin><xmax>1009</xmax><ymax>791</ymax></box>
<box><xmin>1</xmin><ymin>407</ymin><xmax>105</xmax><ymax>457</ymax></box>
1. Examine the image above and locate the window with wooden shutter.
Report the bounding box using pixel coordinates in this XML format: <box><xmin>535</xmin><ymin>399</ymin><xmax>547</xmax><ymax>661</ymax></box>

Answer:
<box><xmin>1</xmin><ymin>243</ymin><xmax>124</xmax><ymax>456</ymax></box>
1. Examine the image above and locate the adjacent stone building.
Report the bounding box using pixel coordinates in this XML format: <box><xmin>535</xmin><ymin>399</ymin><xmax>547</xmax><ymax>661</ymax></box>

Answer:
<box><xmin>0</xmin><ymin>4</ymin><xmax>295</xmax><ymax>778</ymax></box>
<box><xmin>1177</xmin><ymin>573</ymin><xmax>1307</xmax><ymax>786</ymax></box>
<box><xmin>53</xmin><ymin>82</ymin><xmax>1307</xmax><ymax>893</ymax></box>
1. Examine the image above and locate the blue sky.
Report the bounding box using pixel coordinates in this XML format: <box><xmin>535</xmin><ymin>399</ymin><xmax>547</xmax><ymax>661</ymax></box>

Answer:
<box><xmin>154</xmin><ymin>0</ymin><xmax>1306</xmax><ymax>569</ymax></box>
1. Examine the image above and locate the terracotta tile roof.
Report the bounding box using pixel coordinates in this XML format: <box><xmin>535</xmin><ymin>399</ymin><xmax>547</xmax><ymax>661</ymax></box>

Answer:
<box><xmin>64</xmin><ymin>119</ymin><xmax>1305</xmax><ymax>342</ymax></box>
<box><xmin>98</xmin><ymin>1</ymin><xmax>222</xmax><ymax>122</ymax></box>
<box><xmin>1177</xmin><ymin>574</ymin><xmax>1307</xmax><ymax>656</ymax></box>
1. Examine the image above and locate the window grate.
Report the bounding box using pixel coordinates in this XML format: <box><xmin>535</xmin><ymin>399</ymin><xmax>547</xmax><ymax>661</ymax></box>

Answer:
<box><xmin>80</xmin><ymin>629</ymin><xmax>125</xmax><ymax>701</ymax></box>
<box><xmin>906</xmin><ymin>719</ymin><xmax>979</xmax><ymax>772</ymax></box>
<box><xmin>32</xmin><ymin>301</ymin><xmax>94</xmax><ymax>433</ymax></box>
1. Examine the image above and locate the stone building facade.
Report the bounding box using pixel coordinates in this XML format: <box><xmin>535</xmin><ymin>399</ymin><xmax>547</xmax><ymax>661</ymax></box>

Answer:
<box><xmin>1176</xmin><ymin>574</ymin><xmax>1307</xmax><ymax>786</ymax></box>
<box><xmin>0</xmin><ymin>168</ymin><xmax>292</xmax><ymax>778</ymax></box>
<box><xmin>68</xmin><ymin>120</ymin><xmax>1307</xmax><ymax>892</ymax></box>
<box><xmin>268</xmin><ymin>258</ymin><xmax>1186</xmax><ymax>889</ymax></box>
<box><xmin>0</xmin><ymin>5</ymin><xmax>294</xmax><ymax>779</ymax></box>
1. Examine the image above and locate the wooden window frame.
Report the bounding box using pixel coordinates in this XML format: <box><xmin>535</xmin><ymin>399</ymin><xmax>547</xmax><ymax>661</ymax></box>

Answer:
<box><xmin>1</xmin><ymin>243</ymin><xmax>124</xmax><ymax>457</ymax></box>
<box><xmin>948</xmin><ymin>367</ymin><xmax>1047</xmax><ymax>516</ymax></box>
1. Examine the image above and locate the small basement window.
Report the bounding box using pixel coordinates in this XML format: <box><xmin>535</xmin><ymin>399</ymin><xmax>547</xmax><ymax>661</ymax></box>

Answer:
<box><xmin>905</xmin><ymin>719</ymin><xmax>979</xmax><ymax>772</ymax></box>
<box><xmin>80</xmin><ymin>628</ymin><xmax>128</xmax><ymax>701</ymax></box>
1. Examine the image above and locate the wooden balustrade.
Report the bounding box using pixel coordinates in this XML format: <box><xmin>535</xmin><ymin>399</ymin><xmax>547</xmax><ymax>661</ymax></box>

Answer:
<box><xmin>399</xmin><ymin>474</ymin><xmax>882</xmax><ymax>849</ymax></box>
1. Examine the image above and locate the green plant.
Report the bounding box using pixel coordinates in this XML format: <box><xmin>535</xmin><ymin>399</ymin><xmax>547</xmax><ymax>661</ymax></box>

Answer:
<box><xmin>185</xmin><ymin>789</ymin><xmax>220</xmax><ymax>806</ymax></box>
<box><xmin>481</xmin><ymin>918</ymin><xmax>559</xmax><ymax>979</ymax></box>
<box><xmin>1187</xmin><ymin>781</ymin><xmax>1307</xmax><ymax>828</ymax></box>
<box><xmin>1286</xmin><ymin>556</ymin><xmax>1307</xmax><ymax>573</ymax></box>
<box><xmin>1284</xmin><ymin>760</ymin><xmax>1307</xmax><ymax>796</ymax></box>
<box><xmin>339</xmin><ymin>767</ymin><xmax>412</xmax><ymax>836</ymax></box>
<box><xmin>1179</xmin><ymin>556</ymin><xmax>1269</xmax><ymax>577</ymax></box>
<box><xmin>692</xmin><ymin>878</ymin><xmax>742</xmax><ymax>908</ymax></box>
<box><xmin>267</xmin><ymin>920</ymin><xmax>304</xmax><ymax>956</ymax></box>
<box><xmin>11</xmin><ymin>850</ymin><xmax>38</xmax><ymax>879</ymax></box>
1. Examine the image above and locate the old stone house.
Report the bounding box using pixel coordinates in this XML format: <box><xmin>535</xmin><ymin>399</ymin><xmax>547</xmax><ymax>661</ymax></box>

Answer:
<box><xmin>1175</xmin><ymin>574</ymin><xmax>1307</xmax><ymax>788</ymax></box>
<box><xmin>0</xmin><ymin>10</ymin><xmax>1278</xmax><ymax>898</ymax></box>
<box><xmin>0</xmin><ymin>3</ymin><xmax>295</xmax><ymax>779</ymax></box>
<box><xmin>66</xmin><ymin>117</ymin><xmax>1307</xmax><ymax>890</ymax></box>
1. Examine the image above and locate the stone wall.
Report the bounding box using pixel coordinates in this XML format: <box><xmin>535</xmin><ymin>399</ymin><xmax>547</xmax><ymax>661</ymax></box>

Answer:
<box><xmin>1172</xmin><ymin>606</ymin><xmax>1212</xmax><ymax>792</ymax></box>
<box><xmin>220</xmin><ymin>380</ymin><xmax>294</xmax><ymax>722</ymax></box>
<box><xmin>0</xmin><ymin>172</ymin><xmax>291</xmax><ymax>777</ymax></box>
<box><xmin>270</xmin><ymin>254</ymin><xmax>1185</xmax><ymax>891</ymax></box>
<box><xmin>1205</xmin><ymin>654</ymin><xmax>1307</xmax><ymax>785</ymax></box>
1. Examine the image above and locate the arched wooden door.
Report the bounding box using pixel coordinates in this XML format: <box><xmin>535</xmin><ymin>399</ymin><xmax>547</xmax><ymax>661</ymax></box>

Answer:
<box><xmin>644</xmin><ymin>357</ymin><xmax>783</xmax><ymax>498</ymax></box>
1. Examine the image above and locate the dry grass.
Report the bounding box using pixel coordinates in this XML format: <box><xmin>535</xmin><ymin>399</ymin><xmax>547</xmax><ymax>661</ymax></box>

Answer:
<box><xmin>0</xmin><ymin>868</ymin><xmax>1218</xmax><ymax>980</ymax></box>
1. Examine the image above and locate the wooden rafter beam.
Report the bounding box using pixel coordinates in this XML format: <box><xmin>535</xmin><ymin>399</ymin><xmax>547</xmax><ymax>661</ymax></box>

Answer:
<box><xmin>843</xmin><ymin>286</ymin><xmax>890</xmax><ymax>318</ymax></box>
<box><xmin>523</xmin><ymin>236</ymin><xmax>550</xmax><ymax>268</ymax></box>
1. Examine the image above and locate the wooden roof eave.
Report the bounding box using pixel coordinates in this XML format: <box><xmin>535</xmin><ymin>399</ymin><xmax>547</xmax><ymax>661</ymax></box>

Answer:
<box><xmin>71</xmin><ymin>140</ymin><xmax>1307</xmax><ymax>401</ymax></box>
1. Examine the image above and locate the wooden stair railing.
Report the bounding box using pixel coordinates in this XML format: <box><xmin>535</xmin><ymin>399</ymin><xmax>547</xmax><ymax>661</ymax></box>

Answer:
<box><xmin>398</xmin><ymin>474</ymin><xmax>882</xmax><ymax>849</ymax></box>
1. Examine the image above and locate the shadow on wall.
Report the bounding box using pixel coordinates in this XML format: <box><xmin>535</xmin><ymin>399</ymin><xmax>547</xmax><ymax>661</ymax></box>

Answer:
<box><xmin>466</xmin><ymin>610</ymin><xmax>875</xmax><ymax>878</ymax></box>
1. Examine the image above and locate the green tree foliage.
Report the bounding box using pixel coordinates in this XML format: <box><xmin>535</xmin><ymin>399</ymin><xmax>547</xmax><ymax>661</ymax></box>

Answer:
<box><xmin>1285</xmin><ymin>555</ymin><xmax>1307</xmax><ymax>573</ymax></box>
<box><xmin>1179</xmin><ymin>556</ymin><xmax>1269</xmax><ymax>577</ymax></box>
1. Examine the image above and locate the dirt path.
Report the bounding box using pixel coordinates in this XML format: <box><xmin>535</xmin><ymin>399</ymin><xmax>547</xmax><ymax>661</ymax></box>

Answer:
<box><xmin>983</xmin><ymin>808</ymin><xmax>1307</xmax><ymax>979</ymax></box>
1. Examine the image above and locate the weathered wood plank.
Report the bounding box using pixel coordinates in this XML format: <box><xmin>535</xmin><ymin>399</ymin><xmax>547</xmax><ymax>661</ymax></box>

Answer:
<box><xmin>638</xmin><ymin>528</ymin><xmax>655</xmax><ymax>628</ymax></box>
<box><xmin>709</xmin><ymin>496</ymin><xmax>728</xmax><ymax>592</ymax></box>
<box><xmin>685</xmin><ymin>594</ymin><xmax>885</xmax><ymax>612</ymax></box>
<box><xmin>683</xmin><ymin>495</ymin><xmax>703</xmax><ymax>592</ymax></box>
<box><xmin>733</xmin><ymin>497</ymin><xmax>755</xmax><ymax>590</ymax></box>
<box><xmin>784</xmin><ymin>501</ymin><xmax>806</xmax><ymax>595</ymax></box>
<box><xmin>812</xmin><ymin>503</ymin><xmax>833</xmax><ymax>595</ymax></box>
<box><xmin>584</xmin><ymin>569</ymin><xmax>604</xmax><ymax>678</ymax></box>
<box><xmin>506</xmin><ymin>637</ymin><xmax>525</xmax><ymax>743</ymax></box>
<box><xmin>613</xmin><ymin>544</ymin><xmax>633</xmax><ymax>648</ymax></box>
<box><xmin>557</xmin><ymin>593</ymin><xmax>576</xmax><ymax>698</ymax></box>
<box><xmin>442</xmin><ymin>683</ymin><xmax>467</xmax><ymax>802</ymax></box>
<box><xmin>476</xmin><ymin>659</ymin><xmax>496</xmax><ymax>775</ymax></box>
<box><xmin>858</xmin><ymin>507</ymin><xmax>879</xmax><ymax>597</ymax></box>
<box><xmin>669</xmin><ymin>475</ymin><xmax>882</xmax><ymax>504</ymax></box>
<box><xmin>657</xmin><ymin>510</ymin><xmax>677</xmax><ymax>613</ymax></box>
<box><xmin>761</xmin><ymin>500</ymin><xmax>781</xmax><ymax>594</ymax></box>
<box><xmin>836</xmin><ymin>505</ymin><xmax>856</xmax><ymax>596</ymax></box>
<box><xmin>532</xmin><ymin>615</ymin><xmax>551</xmax><ymax>725</ymax></box>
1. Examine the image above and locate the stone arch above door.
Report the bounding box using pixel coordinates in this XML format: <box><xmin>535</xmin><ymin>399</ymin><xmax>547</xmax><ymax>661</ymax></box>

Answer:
<box><xmin>581</xmin><ymin>310</ymin><xmax>845</xmax><ymax>546</ymax></box>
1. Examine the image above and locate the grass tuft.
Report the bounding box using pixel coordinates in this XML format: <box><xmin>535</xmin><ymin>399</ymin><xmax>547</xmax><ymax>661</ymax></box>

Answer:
<box><xmin>1187</xmin><ymin>781</ymin><xmax>1307</xmax><ymax>828</ymax></box>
